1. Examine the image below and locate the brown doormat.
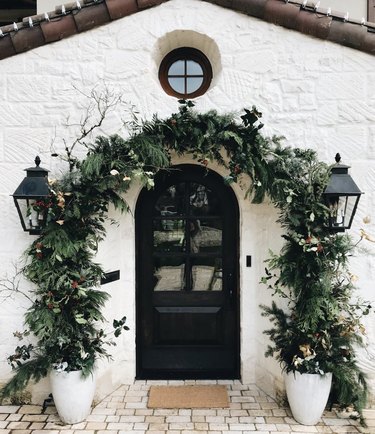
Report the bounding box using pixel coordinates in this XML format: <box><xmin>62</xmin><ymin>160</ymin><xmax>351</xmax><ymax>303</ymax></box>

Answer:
<box><xmin>148</xmin><ymin>385</ymin><xmax>229</xmax><ymax>408</ymax></box>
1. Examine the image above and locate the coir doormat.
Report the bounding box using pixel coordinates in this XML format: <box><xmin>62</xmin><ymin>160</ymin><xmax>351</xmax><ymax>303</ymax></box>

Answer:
<box><xmin>148</xmin><ymin>385</ymin><xmax>229</xmax><ymax>408</ymax></box>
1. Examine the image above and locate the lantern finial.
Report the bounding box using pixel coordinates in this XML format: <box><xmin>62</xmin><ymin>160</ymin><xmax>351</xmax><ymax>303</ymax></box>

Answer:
<box><xmin>335</xmin><ymin>153</ymin><xmax>341</xmax><ymax>164</ymax></box>
<box><xmin>35</xmin><ymin>156</ymin><xmax>41</xmax><ymax>167</ymax></box>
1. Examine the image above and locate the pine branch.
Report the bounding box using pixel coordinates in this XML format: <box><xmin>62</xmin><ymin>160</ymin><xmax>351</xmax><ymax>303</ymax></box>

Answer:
<box><xmin>0</xmin><ymin>356</ymin><xmax>50</xmax><ymax>400</ymax></box>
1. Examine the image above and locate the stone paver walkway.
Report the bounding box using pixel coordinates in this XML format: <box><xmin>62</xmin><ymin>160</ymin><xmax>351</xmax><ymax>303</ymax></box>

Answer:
<box><xmin>0</xmin><ymin>380</ymin><xmax>374</xmax><ymax>434</ymax></box>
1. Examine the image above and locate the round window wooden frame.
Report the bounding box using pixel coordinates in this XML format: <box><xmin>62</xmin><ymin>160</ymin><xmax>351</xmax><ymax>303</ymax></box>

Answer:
<box><xmin>159</xmin><ymin>48</ymin><xmax>213</xmax><ymax>98</ymax></box>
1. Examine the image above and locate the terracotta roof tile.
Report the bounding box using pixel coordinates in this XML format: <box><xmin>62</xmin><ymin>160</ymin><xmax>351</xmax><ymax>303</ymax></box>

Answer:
<box><xmin>209</xmin><ymin>0</ymin><xmax>375</xmax><ymax>53</ymax></box>
<box><xmin>106</xmin><ymin>0</ymin><xmax>139</xmax><ymax>20</ymax></box>
<box><xmin>73</xmin><ymin>2</ymin><xmax>111</xmax><ymax>32</ymax></box>
<box><xmin>232</xmin><ymin>0</ymin><xmax>266</xmax><ymax>19</ymax></box>
<box><xmin>10</xmin><ymin>25</ymin><xmax>45</xmax><ymax>53</ymax></box>
<box><xmin>263</xmin><ymin>1</ymin><xmax>301</xmax><ymax>30</ymax></box>
<box><xmin>137</xmin><ymin>0</ymin><xmax>167</xmax><ymax>9</ymax></box>
<box><xmin>40</xmin><ymin>14</ymin><xmax>78</xmax><ymax>43</ymax></box>
<box><xmin>55</xmin><ymin>2</ymin><xmax>80</xmax><ymax>14</ymax></box>
<box><xmin>296</xmin><ymin>9</ymin><xmax>331</xmax><ymax>39</ymax></box>
<box><xmin>0</xmin><ymin>0</ymin><xmax>373</xmax><ymax>62</ymax></box>
<box><xmin>328</xmin><ymin>20</ymin><xmax>369</xmax><ymax>51</ymax></box>
<box><xmin>0</xmin><ymin>35</ymin><xmax>16</xmax><ymax>60</ymax></box>
<box><xmin>364</xmin><ymin>32</ymin><xmax>375</xmax><ymax>54</ymax></box>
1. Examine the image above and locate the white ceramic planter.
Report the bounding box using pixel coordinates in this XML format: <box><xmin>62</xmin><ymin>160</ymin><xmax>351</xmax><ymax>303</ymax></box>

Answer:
<box><xmin>50</xmin><ymin>369</ymin><xmax>96</xmax><ymax>425</ymax></box>
<box><xmin>284</xmin><ymin>371</ymin><xmax>332</xmax><ymax>425</ymax></box>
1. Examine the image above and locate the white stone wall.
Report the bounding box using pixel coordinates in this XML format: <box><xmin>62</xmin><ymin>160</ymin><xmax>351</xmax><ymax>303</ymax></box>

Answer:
<box><xmin>0</xmin><ymin>0</ymin><xmax>374</xmax><ymax>404</ymax></box>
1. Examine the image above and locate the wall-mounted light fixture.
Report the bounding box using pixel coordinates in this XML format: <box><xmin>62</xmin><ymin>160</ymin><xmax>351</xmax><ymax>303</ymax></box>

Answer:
<box><xmin>323</xmin><ymin>153</ymin><xmax>362</xmax><ymax>232</ymax></box>
<box><xmin>12</xmin><ymin>156</ymin><xmax>50</xmax><ymax>235</ymax></box>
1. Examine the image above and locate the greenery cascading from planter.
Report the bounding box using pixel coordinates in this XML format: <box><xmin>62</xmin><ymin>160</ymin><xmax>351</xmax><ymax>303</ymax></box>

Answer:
<box><xmin>0</xmin><ymin>100</ymin><xmax>371</xmax><ymax>423</ymax></box>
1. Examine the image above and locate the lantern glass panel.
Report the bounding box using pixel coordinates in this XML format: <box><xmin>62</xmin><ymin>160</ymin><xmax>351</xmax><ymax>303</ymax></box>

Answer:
<box><xmin>14</xmin><ymin>197</ymin><xmax>48</xmax><ymax>234</ymax></box>
<box><xmin>327</xmin><ymin>195</ymin><xmax>358</xmax><ymax>230</ymax></box>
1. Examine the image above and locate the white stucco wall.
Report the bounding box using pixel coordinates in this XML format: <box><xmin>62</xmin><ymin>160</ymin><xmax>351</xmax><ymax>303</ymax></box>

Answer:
<box><xmin>0</xmin><ymin>0</ymin><xmax>374</xmax><ymax>404</ymax></box>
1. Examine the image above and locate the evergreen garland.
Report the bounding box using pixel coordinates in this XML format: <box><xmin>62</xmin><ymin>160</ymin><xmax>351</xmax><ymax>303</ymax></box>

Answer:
<box><xmin>0</xmin><ymin>100</ymin><xmax>371</xmax><ymax>424</ymax></box>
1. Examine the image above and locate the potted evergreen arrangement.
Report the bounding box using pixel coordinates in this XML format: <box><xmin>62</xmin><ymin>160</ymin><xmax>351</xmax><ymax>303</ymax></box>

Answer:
<box><xmin>261</xmin><ymin>157</ymin><xmax>373</xmax><ymax>425</ymax></box>
<box><xmin>1</xmin><ymin>168</ymin><xmax>130</xmax><ymax>423</ymax></box>
<box><xmin>0</xmin><ymin>90</ymin><xmax>137</xmax><ymax>423</ymax></box>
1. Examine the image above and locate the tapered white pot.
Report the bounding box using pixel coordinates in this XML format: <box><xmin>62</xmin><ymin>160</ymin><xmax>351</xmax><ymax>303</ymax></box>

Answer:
<box><xmin>284</xmin><ymin>371</ymin><xmax>332</xmax><ymax>425</ymax></box>
<box><xmin>50</xmin><ymin>369</ymin><xmax>96</xmax><ymax>425</ymax></box>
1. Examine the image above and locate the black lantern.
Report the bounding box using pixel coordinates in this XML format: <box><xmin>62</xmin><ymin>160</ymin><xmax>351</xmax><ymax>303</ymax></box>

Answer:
<box><xmin>323</xmin><ymin>153</ymin><xmax>362</xmax><ymax>232</ymax></box>
<box><xmin>12</xmin><ymin>156</ymin><xmax>50</xmax><ymax>235</ymax></box>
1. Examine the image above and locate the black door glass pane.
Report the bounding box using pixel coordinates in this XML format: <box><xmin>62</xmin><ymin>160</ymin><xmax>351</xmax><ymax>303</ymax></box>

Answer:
<box><xmin>189</xmin><ymin>219</ymin><xmax>222</xmax><ymax>254</ymax></box>
<box><xmin>186</xmin><ymin>60</ymin><xmax>203</xmax><ymax>75</ymax></box>
<box><xmin>153</xmin><ymin>257</ymin><xmax>185</xmax><ymax>291</ymax></box>
<box><xmin>191</xmin><ymin>257</ymin><xmax>222</xmax><ymax>291</ymax></box>
<box><xmin>155</xmin><ymin>183</ymin><xmax>186</xmax><ymax>216</ymax></box>
<box><xmin>153</xmin><ymin>219</ymin><xmax>185</xmax><ymax>253</ymax></box>
<box><xmin>190</xmin><ymin>183</ymin><xmax>222</xmax><ymax>216</ymax></box>
<box><xmin>186</xmin><ymin>77</ymin><xmax>204</xmax><ymax>94</ymax></box>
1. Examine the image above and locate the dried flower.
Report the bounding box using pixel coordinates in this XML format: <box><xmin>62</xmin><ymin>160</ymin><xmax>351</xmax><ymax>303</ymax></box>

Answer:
<box><xmin>360</xmin><ymin>229</ymin><xmax>375</xmax><ymax>243</ymax></box>
<box><xmin>299</xmin><ymin>344</ymin><xmax>315</xmax><ymax>358</ymax></box>
<box><xmin>349</xmin><ymin>273</ymin><xmax>359</xmax><ymax>283</ymax></box>
<box><xmin>56</xmin><ymin>220</ymin><xmax>64</xmax><ymax>225</ymax></box>
<box><xmin>110</xmin><ymin>169</ymin><xmax>119</xmax><ymax>176</ymax></box>
<box><xmin>363</xmin><ymin>215</ymin><xmax>371</xmax><ymax>224</ymax></box>
<box><xmin>56</xmin><ymin>192</ymin><xmax>65</xmax><ymax>209</ymax></box>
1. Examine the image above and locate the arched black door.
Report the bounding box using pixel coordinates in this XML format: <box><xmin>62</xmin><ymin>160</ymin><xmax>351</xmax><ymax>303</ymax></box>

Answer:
<box><xmin>136</xmin><ymin>165</ymin><xmax>239</xmax><ymax>379</ymax></box>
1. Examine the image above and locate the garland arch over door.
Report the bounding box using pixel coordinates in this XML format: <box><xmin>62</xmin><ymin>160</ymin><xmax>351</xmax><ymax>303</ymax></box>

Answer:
<box><xmin>136</xmin><ymin>164</ymin><xmax>240</xmax><ymax>379</ymax></box>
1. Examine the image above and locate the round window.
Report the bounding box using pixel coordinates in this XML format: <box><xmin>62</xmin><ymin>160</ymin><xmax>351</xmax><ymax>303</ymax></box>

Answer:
<box><xmin>159</xmin><ymin>48</ymin><xmax>213</xmax><ymax>98</ymax></box>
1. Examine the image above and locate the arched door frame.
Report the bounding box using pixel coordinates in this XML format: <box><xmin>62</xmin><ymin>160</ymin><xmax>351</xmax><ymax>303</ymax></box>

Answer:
<box><xmin>135</xmin><ymin>164</ymin><xmax>240</xmax><ymax>379</ymax></box>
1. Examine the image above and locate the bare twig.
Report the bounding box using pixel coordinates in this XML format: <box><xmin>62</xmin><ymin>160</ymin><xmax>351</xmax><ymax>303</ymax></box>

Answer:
<box><xmin>0</xmin><ymin>264</ymin><xmax>34</xmax><ymax>304</ymax></box>
<box><xmin>51</xmin><ymin>85</ymin><xmax>123</xmax><ymax>171</ymax></box>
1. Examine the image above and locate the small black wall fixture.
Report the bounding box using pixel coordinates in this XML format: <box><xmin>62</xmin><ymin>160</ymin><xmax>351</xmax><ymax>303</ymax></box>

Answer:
<box><xmin>323</xmin><ymin>153</ymin><xmax>362</xmax><ymax>232</ymax></box>
<box><xmin>101</xmin><ymin>270</ymin><xmax>121</xmax><ymax>285</ymax></box>
<box><xmin>12</xmin><ymin>156</ymin><xmax>50</xmax><ymax>235</ymax></box>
